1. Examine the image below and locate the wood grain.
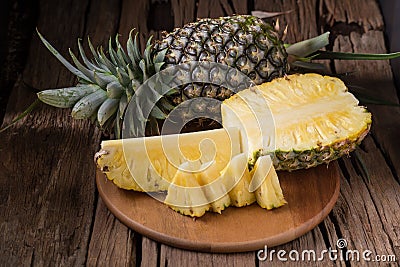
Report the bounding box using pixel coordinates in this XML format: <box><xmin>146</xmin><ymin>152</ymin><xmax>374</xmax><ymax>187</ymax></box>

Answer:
<box><xmin>0</xmin><ymin>0</ymin><xmax>399</xmax><ymax>266</ymax></box>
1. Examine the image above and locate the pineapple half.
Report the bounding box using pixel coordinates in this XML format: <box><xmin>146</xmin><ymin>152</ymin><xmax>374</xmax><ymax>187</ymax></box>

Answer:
<box><xmin>221</xmin><ymin>73</ymin><xmax>372</xmax><ymax>171</ymax></box>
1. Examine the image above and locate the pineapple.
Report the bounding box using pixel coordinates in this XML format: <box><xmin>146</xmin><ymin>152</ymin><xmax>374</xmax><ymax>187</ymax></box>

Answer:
<box><xmin>164</xmin><ymin>161</ymin><xmax>211</xmax><ymax>217</ymax></box>
<box><xmin>197</xmin><ymin>160</ymin><xmax>231</xmax><ymax>213</ymax></box>
<box><xmin>95</xmin><ymin>127</ymin><xmax>241</xmax><ymax>192</ymax></box>
<box><xmin>36</xmin><ymin>15</ymin><xmax>289</xmax><ymax>136</ymax></box>
<box><xmin>251</xmin><ymin>155</ymin><xmax>287</xmax><ymax>209</ymax></box>
<box><xmin>221</xmin><ymin>73</ymin><xmax>372</xmax><ymax>171</ymax></box>
<box><xmin>221</xmin><ymin>153</ymin><xmax>256</xmax><ymax>207</ymax></box>
<box><xmin>95</xmin><ymin>73</ymin><xmax>370</xmax><ymax>217</ymax></box>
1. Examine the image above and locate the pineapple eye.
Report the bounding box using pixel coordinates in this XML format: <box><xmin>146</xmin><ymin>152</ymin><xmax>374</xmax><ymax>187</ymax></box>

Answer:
<box><xmin>256</xmin><ymin>59</ymin><xmax>270</xmax><ymax>79</ymax></box>
<box><xmin>212</xmin><ymin>33</ymin><xmax>224</xmax><ymax>44</ymax></box>
<box><xmin>246</xmin><ymin>44</ymin><xmax>261</xmax><ymax>63</ymax></box>
<box><xmin>255</xmin><ymin>34</ymin><xmax>268</xmax><ymax>49</ymax></box>
<box><xmin>216</xmin><ymin>52</ymin><xmax>227</xmax><ymax>64</ymax></box>
<box><xmin>234</xmin><ymin>30</ymin><xmax>247</xmax><ymax>45</ymax></box>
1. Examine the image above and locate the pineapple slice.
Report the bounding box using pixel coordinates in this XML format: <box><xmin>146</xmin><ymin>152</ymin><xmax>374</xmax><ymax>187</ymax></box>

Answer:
<box><xmin>95</xmin><ymin>127</ymin><xmax>241</xmax><ymax>192</ymax></box>
<box><xmin>164</xmin><ymin>161</ymin><xmax>210</xmax><ymax>217</ymax></box>
<box><xmin>197</xmin><ymin>161</ymin><xmax>231</xmax><ymax>214</ymax></box>
<box><xmin>222</xmin><ymin>153</ymin><xmax>256</xmax><ymax>207</ymax></box>
<box><xmin>222</xmin><ymin>73</ymin><xmax>372</xmax><ymax>171</ymax></box>
<box><xmin>251</xmin><ymin>155</ymin><xmax>287</xmax><ymax>209</ymax></box>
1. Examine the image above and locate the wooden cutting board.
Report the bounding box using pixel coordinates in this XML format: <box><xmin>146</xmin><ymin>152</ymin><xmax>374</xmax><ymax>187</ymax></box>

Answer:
<box><xmin>96</xmin><ymin>163</ymin><xmax>340</xmax><ymax>253</ymax></box>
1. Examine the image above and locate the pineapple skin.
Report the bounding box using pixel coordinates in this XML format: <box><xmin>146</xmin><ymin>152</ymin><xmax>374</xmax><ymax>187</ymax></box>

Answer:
<box><xmin>222</xmin><ymin>73</ymin><xmax>372</xmax><ymax>171</ymax></box>
<box><xmin>154</xmin><ymin>15</ymin><xmax>288</xmax><ymax>107</ymax></box>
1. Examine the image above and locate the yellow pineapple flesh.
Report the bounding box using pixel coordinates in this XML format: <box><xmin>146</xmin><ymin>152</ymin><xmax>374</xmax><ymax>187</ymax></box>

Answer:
<box><xmin>95</xmin><ymin>127</ymin><xmax>241</xmax><ymax>192</ymax></box>
<box><xmin>221</xmin><ymin>73</ymin><xmax>371</xmax><ymax>170</ymax></box>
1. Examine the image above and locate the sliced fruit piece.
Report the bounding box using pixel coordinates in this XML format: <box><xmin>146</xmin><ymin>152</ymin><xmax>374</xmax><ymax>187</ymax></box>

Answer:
<box><xmin>221</xmin><ymin>73</ymin><xmax>372</xmax><ymax>171</ymax></box>
<box><xmin>222</xmin><ymin>153</ymin><xmax>256</xmax><ymax>207</ymax></box>
<box><xmin>197</xmin><ymin>161</ymin><xmax>231</xmax><ymax>214</ymax></box>
<box><xmin>251</xmin><ymin>155</ymin><xmax>287</xmax><ymax>209</ymax></box>
<box><xmin>95</xmin><ymin>127</ymin><xmax>241</xmax><ymax>192</ymax></box>
<box><xmin>164</xmin><ymin>161</ymin><xmax>210</xmax><ymax>217</ymax></box>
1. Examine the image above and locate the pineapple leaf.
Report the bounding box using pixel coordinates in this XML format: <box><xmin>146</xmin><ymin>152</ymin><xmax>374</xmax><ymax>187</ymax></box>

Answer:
<box><xmin>154</xmin><ymin>62</ymin><xmax>165</xmax><ymax>73</ymax></box>
<box><xmin>77</xmin><ymin>39</ymin><xmax>103</xmax><ymax>72</ymax></box>
<box><xmin>291</xmin><ymin>61</ymin><xmax>326</xmax><ymax>70</ymax></box>
<box><xmin>139</xmin><ymin>59</ymin><xmax>148</xmax><ymax>81</ymax></box>
<box><xmin>37</xmin><ymin>29</ymin><xmax>91</xmax><ymax>82</ymax></box>
<box><xmin>106</xmin><ymin>80</ymin><xmax>124</xmax><ymax>99</ymax></box>
<box><xmin>115</xmin><ymin>34</ymin><xmax>130</xmax><ymax>64</ymax></box>
<box><xmin>99</xmin><ymin>47</ymin><xmax>117</xmax><ymax>75</ymax></box>
<box><xmin>108</xmin><ymin>37</ymin><xmax>119</xmax><ymax>66</ymax></box>
<box><xmin>158</xmin><ymin>98</ymin><xmax>175</xmax><ymax>111</ymax></box>
<box><xmin>87</xmin><ymin>36</ymin><xmax>101</xmax><ymax>64</ymax></box>
<box><xmin>116</xmin><ymin>67</ymin><xmax>130</xmax><ymax>86</ymax></box>
<box><xmin>286</xmin><ymin>32</ymin><xmax>330</xmax><ymax>57</ymax></box>
<box><xmin>119</xmin><ymin>94</ymin><xmax>128</xmax><ymax>119</ymax></box>
<box><xmin>68</xmin><ymin>48</ymin><xmax>99</xmax><ymax>85</ymax></box>
<box><xmin>150</xmin><ymin>105</ymin><xmax>168</xmax><ymax>120</ymax></box>
<box><xmin>144</xmin><ymin>37</ymin><xmax>154</xmax><ymax>72</ymax></box>
<box><xmin>0</xmin><ymin>99</ymin><xmax>40</xmax><ymax>133</ymax></box>
<box><xmin>114</xmin><ymin>109</ymin><xmax>122</xmax><ymax>138</ymax></box>
<box><xmin>313</xmin><ymin>50</ymin><xmax>400</xmax><ymax>60</ymax></box>
<box><xmin>37</xmin><ymin>84</ymin><xmax>99</xmax><ymax>108</ymax></box>
<box><xmin>127</xmin><ymin>31</ymin><xmax>143</xmax><ymax>75</ymax></box>
<box><xmin>251</xmin><ymin>10</ymin><xmax>294</xmax><ymax>19</ymax></box>
<box><xmin>154</xmin><ymin>48</ymin><xmax>168</xmax><ymax>64</ymax></box>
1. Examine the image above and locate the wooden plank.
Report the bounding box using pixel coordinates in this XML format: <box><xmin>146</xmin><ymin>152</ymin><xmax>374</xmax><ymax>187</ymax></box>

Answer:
<box><xmin>254</xmin><ymin>0</ymin><xmax>319</xmax><ymax>42</ymax></box>
<box><xmin>0</xmin><ymin>0</ymin><xmax>118</xmax><ymax>265</ymax></box>
<box><xmin>140</xmin><ymin>237</ymin><xmax>159</xmax><ymax>267</ymax></box>
<box><xmin>322</xmin><ymin>0</ymin><xmax>383</xmax><ymax>31</ymax></box>
<box><xmin>324</xmin><ymin>137</ymin><xmax>400</xmax><ymax>263</ymax></box>
<box><xmin>87</xmin><ymin>199</ymin><xmax>137</xmax><ymax>267</ymax></box>
<box><xmin>332</xmin><ymin>31</ymin><xmax>400</xmax><ymax>179</ymax></box>
<box><xmin>159</xmin><ymin>246</ymin><xmax>255</xmax><ymax>267</ymax></box>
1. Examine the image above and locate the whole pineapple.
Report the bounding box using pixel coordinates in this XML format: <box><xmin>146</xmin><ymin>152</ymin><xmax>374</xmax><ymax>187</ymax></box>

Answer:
<box><xmin>37</xmin><ymin>15</ymin><xmax>288</xmax><ymax>137</ymax></box>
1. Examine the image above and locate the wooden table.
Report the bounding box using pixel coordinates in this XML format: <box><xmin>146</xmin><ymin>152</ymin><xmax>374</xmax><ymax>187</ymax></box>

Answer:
<box><xmin>1</xmin><ymin>0</ymin><xmax>399</xmax><ymax>266</ymax></box>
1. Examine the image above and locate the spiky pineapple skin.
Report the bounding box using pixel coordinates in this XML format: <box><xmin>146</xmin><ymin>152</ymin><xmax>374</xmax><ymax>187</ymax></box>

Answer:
<box><xmin>154</xmin><ymin>15</ymin><xmax>288</xmax><ymax>106</ymax></box>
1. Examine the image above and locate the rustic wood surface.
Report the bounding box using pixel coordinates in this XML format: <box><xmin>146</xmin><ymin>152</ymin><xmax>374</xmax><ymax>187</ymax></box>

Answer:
<box><xmin>95</xmin><ymin>164</ymin><xmax>340</xmax><ymax>253</ymax></box>
<box><xmin>0</xmin><ymin>0</ymin><xmax>399</xmax><ymax>266</ymax></box>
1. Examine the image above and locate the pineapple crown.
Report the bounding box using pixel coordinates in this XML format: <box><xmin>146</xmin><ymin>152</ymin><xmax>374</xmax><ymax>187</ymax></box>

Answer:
<box><xmin>37</xmin><ymin>29</ymin><xmax>168</xmax><ymax>137</ymax></box>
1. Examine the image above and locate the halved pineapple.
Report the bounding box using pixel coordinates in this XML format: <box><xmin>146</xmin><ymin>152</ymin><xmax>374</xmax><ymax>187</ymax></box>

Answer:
<box><xmin>95</xmin><ymin>127</ymin><xmax>241</xmax><ymax>192</ymax></box>
<box><xmin>221</xmin><ymin>73</ymin><xmax>371</xmax><ymax>171</ymax></box>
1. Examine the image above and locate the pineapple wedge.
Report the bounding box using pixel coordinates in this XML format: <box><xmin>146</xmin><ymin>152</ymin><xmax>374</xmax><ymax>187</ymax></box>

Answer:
<box><xmin>251</xmin><ymin>155</ymin><xmax>287</xmax><ymax>209</ymax></box>
<box><xmin>164</xmin><ymin>161</ymin><xmax>211</xmax><ymax>217</ymax></box>
<box><xmin>222</xmin><ymin>153</ymin><xmax>256</xmax><ymax>207</ymax></box>
<box><xmin>197</xmin><ymin>161</ymin><xmax>231</xmax><ymax>214</ymax></box>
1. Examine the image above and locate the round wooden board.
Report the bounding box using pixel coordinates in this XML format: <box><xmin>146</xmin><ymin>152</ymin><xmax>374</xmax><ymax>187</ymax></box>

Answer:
<box><xmin>96</xmin><ymin>163</ymin><xmax>340</xmax><ymax>253</ymax></box>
